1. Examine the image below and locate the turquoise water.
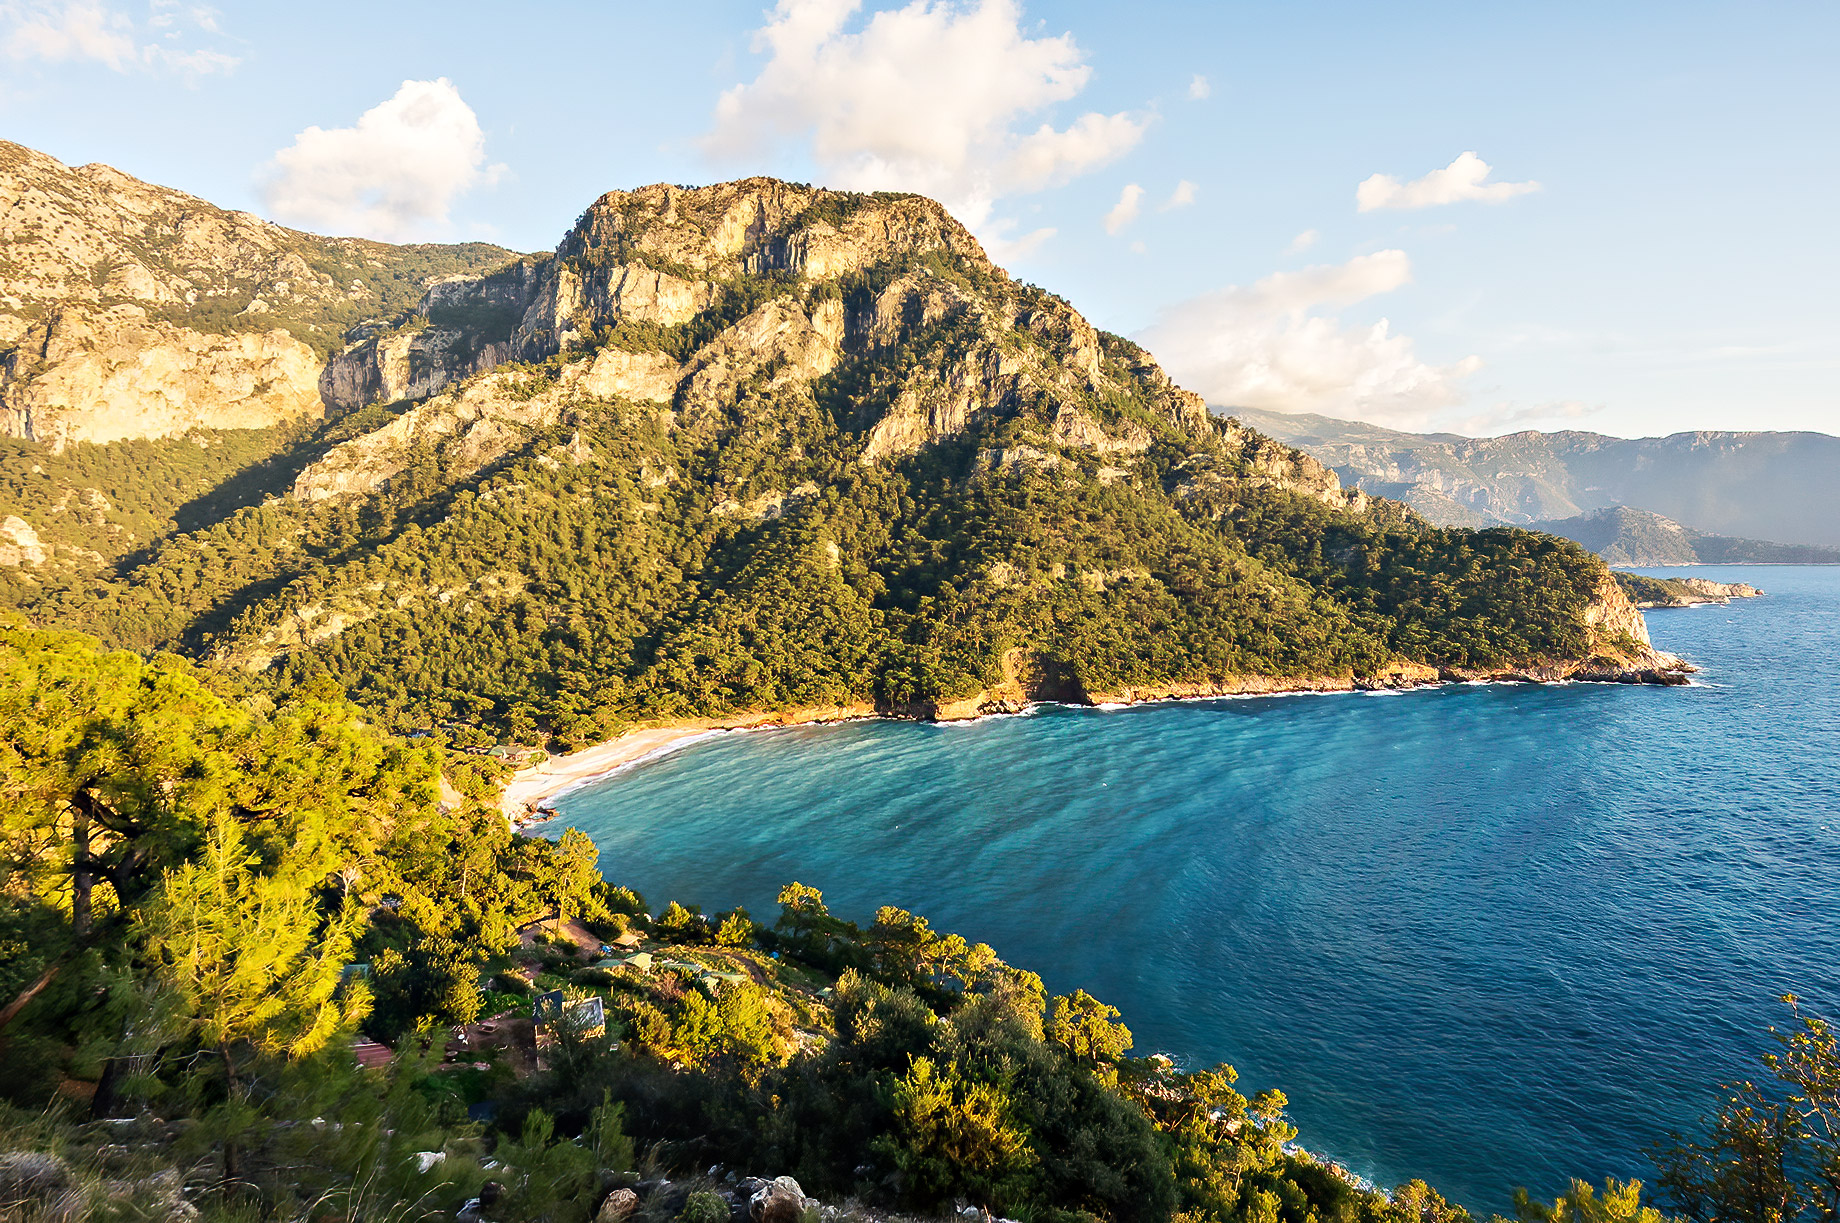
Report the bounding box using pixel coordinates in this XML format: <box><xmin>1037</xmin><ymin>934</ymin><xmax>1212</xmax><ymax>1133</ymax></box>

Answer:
<box><xmin>549</xmin><ymin>567</ymin><xmax>1840</xmax><ymax>1212</ymax></box>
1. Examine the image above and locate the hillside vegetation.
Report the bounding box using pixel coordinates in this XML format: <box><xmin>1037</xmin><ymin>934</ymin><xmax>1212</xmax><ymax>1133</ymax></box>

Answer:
<box><xmin>2</xmin><ymin>179</ymin><xmax>1663</xmax><ymax>749</ymax></box>
<box><xmin>0</xmin><ymin>621</ymin><xmax>1752</xmax><ymax>1223</ymax></box>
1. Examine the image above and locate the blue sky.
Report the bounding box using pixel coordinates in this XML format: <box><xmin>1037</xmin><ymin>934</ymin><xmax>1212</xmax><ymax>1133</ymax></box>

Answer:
<box><xmin>2</xmin><ymin>0</ymin><xmax>1835</xmax><ymax>438</ymax></box>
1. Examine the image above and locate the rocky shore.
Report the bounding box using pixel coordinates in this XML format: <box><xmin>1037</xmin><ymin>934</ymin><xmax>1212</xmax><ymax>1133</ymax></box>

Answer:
<box><xmin>1621</xmin><ymin>575</ymin><xmax>1765</xmax><ymax>608</ymax></box>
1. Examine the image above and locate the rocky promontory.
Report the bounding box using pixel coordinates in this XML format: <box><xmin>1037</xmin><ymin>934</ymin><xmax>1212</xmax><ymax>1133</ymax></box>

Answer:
<box><xmin>1614</xmin><ymin>571</ymin><xmax>1765</xmax><ymax>609</ymax></box>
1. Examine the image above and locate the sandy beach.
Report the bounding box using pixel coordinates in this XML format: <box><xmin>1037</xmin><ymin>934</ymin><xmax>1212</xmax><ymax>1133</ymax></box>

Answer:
<box><xmin>498</xmin><ymin>726</ymin><xmax>722</xmax><ymax>822</ymax></box>
<box><xmin>498</xmin><ymin>701</ymin><xmax>883</xmax><ymax>822</ymax></box>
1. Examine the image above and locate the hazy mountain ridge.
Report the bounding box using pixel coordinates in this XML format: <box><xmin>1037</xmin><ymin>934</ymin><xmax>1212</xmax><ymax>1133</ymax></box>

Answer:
<box><xmin>1230</xmin><ymin>406</ymin><xmax>1840</xmax><ymax>549</ymax></box>
<box><xmin>1529</xmin><ymin>506</ymin><xmax>1840</xmax><ymax>567</ymax></box>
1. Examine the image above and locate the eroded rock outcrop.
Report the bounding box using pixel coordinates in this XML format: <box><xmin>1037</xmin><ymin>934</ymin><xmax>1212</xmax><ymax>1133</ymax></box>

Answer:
<box><xmin>0</xmin><ymin>138</ymin><xmax>510</xmax><ymax>447</ymax></box>
<box><xmin>288</xmin><ymin>178</ymin><xmax>1366</xmax><ymax>515</ymax></box>
<box><xmin>1</xmin><ymin>305</ymin><xmax>321</xmax><ymax>446</ymax></box>
<box><xmin>0</xmin><ymin>515</ymin><xmax>46</xmax><ymax>567</ymax></box>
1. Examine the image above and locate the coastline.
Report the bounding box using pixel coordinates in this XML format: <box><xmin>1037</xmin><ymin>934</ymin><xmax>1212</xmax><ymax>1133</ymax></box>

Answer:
<box><xmin>500</xmin><ymin>702</ymin><xmax>879</xmax><ymax>823</ymax></box>
<box><xmin>499</xmin><ymin>654</ymin><xmax>1693</xmax><ymax>823</ymax></box>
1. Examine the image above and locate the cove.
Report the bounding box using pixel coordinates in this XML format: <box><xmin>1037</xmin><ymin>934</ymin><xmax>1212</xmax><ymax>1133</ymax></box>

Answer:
<box><xmin>547</xmin><ymin>568</ymin><xmax>1840</xmax><ymax>1213</ymax></box>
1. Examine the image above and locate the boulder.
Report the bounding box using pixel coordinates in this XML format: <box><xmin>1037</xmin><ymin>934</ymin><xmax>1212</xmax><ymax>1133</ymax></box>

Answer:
<box><xmin>597</xmin><ymin>1187</ymin><xmax>640</xmax><ymax>1223</ymax></box>
<box><xmin>748</xmin><ymin>1176</ymin><xmax>812</xmax><ymax>1223</ymax></box>
<box><xmin>0</xmin><ymin>1151</ymin><xmax>72</xmax><ymax>1200</ymax></box>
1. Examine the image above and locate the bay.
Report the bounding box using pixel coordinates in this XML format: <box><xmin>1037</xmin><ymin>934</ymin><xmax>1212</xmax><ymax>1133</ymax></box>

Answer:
<box><xmin>548</xmin><ymin>567</ymin><xmax>1840</xmax><ymax>1213</ymax></box>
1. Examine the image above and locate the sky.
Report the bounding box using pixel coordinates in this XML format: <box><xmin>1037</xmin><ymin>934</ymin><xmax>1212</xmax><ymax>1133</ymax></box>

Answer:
<box><xmin>1</xmin><ymin>0</ymin><xmax>1835</xmax><ymax>440</ymax></box>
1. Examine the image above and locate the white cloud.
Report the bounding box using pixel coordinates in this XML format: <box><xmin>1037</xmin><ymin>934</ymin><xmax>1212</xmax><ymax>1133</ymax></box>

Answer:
<box><xmin>1356</xmin><ymin>151</ymin><xmax>1540</xmax><ymax>212</ymax></box>
<box><xmin>144</xmin><ymin>42</ymin><xmax>233</xmax><ymax>73</ymax></box>
<box><xmin>2</xmin><ymin>1</ymin><xmax>134</xmax><ymax>67</ymax></box>
<box><xmin>704</xmin><ymin>0</ymin><xmax>1146</xmax><ymax>229</ymax></box>
<box><xmin>1103</xmin><ymin>183</ymin><xmax>1143</xmax><ymax>235</ymax></box>
<box><xmin>982</xmin><ymin>218</ymin><xmax>1055</xmax><ymax>262</ymax></box>
<box><xmin>1286</xmin><ymin>228</ymin><xmax>1319</xmax><ymax>253</ymax></box>
<box><xmin>1137</xmin><ymin>250</ymin><xmax>1484</xmax><ymax>428</ymax></box>
<box><xmin>259</xmin><ymin>79</ymin><xmax>504</xmax><ymax>242</ymax></box>
<box><xmin>1187</xmin><ymin>73</ymin><xmax>1210</xmax><ymax>100</ymax></box>
<box><xmin>1161</xmin><ymin>179</ymin><xmax>1197</xmax><ymax>210</ymax></box>
<box><xmin>1</xmin><ymin>0</ymin><xmax>235</xmax><ymax>73</ymax></box>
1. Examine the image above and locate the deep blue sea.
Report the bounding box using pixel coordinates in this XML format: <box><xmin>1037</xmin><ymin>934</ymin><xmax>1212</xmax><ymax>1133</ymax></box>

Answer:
<box><xmin>548</xmin><ymin>567</ymin><xmax>1840</xmax><ymax>1213</ymax></box>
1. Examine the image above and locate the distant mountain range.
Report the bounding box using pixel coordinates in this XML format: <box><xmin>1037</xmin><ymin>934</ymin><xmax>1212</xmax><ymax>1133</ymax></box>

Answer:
<box><xmin>1228</xmin><ymin>407</ymin><xmax>1840</xmax><ymax>552</ymax></box>
<box><xmin>1527</xmin><ymin>507</ymin><xmax>1840</xmax><ymax>567</ymax></box>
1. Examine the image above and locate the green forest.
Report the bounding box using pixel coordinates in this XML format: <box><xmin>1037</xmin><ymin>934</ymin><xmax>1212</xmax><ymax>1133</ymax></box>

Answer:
<box><xmin>0</xmin><ymin>243</ymin><xmax>1634</xmax><ymax>753</ymax></box>
<box><xmin>1</xmin><ymin>622</ymin><xmax>1821</xmax><ymax>1223</ymax></box>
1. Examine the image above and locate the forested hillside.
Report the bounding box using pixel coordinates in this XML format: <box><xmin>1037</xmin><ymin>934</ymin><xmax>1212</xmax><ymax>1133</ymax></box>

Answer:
<box><xmin>0</xmin><ymin>622</ymin><xmax>1739</xmax><ymax>1223</ymax></box>
<box><xmin>1</xmin><ymin>179</ymin><xmax>1673</xmax><ymax>750</ymax></box>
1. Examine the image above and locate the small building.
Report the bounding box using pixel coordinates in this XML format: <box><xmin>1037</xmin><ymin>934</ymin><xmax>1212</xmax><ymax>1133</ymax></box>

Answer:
<box><xmin>533</xmin><ymin>991</ymin><xmax>607</xmax><ymax>1048</ymax></box>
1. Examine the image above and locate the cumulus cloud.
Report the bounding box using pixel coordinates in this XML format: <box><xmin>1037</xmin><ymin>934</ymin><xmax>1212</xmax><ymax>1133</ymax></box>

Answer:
<box><xmin>1</xmin><ymin>0</ymin><xmax>235</xmax><ymax>73</ymax></box>
<box><xmin>1103</xmin><ymin>183</ymin><xmax>1143</xmax><ymax>234</ymax></box>
<box><xmin>1356</xmin><ymin>151</ymin><xmax>1540</xmax><ymax>212</ymax></box>
<box><xmin>1136</xmin><ymin>250</ymin><xmax>1483</xmax><ymax>428</ymax></box>
<box><xmin>1161</xmin><ymin>179</ymin><xmax>1197</xmax><ymax>210</ymax></box>
<box><xmin>1285</xmin><ymin>228</ymin><xmax>1319</xmax><ymax>253</ymax></box>
<box><xmin>704</xmin><ymin>0</ymin><xmax>1146</xmax><ymax>228</ymax></box>
<box><xmin>259</xmin><ymin>78</ymin><xmax>504</xmax><ymax>242</ymax></box>
<box><xmin>1187</xmin><ymin>73</ymin><xmax>1210</xmax><ymax>100</ymax></box>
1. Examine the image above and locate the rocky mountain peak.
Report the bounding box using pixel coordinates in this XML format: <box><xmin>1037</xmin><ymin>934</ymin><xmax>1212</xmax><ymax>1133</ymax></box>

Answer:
<box><xmin>299</xmin><ymin>173</ymin><xmax>1345</xmax><ymax>511</ymax></box>
<box><xmin>559</xmin><ymin>178</ymin><xmax>991</xmax><ymax>283</ymax></box>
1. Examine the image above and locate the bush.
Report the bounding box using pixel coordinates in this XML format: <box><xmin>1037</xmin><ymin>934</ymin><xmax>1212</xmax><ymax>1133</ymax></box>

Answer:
<box><xmin>680</xmin><ymin>1191</ymin><xmax>730</xmax><ymax>1223</ymax></box>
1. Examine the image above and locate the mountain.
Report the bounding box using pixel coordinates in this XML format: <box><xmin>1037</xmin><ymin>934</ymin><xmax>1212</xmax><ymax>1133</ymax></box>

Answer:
<box><xmin>1229</xmin><ymin>406</ymin><xmax>1840</xmax><ymax>549</ymax></box>
<box><xmin>0</xmin><ymin>161</ymin><xmax>1678</xmax><ymax>747</ymax></box>
<box><xmin>0</xmin><ymin>139</ymin><xmax>510</xmax><ymax>448</ymax></box>
<box><xmin>1528</xmin><ymin>506</ymin><xmax>1840</xmax><ymax>567</ymax></box>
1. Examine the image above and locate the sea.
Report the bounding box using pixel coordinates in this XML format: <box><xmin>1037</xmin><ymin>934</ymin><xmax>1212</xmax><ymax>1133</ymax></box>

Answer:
<box><xmin>545</xmin><ymin>566</ymin><xmax>1840</xmax><ymax>1213</ymax></box>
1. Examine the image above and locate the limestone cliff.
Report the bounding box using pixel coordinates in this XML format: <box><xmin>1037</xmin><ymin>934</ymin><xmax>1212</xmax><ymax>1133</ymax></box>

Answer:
<box><xmin>0</xmin><ymin>305</ymin><xmax>322</xmax><ymax>446</ymax></box>
<box><xmin>293</xmin><ymin>178</ymin><xmax>1361</xmax><ymax>515</ymax></box>
<box><xmin>0</xmin><ymin>139</ymin><xmax>511</xmax><ymax>447</ymax></box>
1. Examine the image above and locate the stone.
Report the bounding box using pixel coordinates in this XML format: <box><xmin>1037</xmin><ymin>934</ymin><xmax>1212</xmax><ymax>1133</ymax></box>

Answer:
<box><xmin>0</xmin><ymin>1151</ymin><xmax>72</xmax><ymax>1201</ymax></box>
<box><xmin>0</xmin><ymin>515</ymin><xmax>45</xmax><ymax>567</ymax></box>
<box><xmin>597</xmin><ymin>1187</ymin><xmax>640</xmax><ymax>1223</ymax></box>
<box><xmin>748</xmin><ymin>1176</ymin><xmax>812</xmax><ymax>1223</ymax></box>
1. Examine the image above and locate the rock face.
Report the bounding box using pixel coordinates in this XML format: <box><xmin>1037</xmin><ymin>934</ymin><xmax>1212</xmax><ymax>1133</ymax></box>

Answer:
<box><xmin>0</xmin><ymin>138</ymin><xmax>511</xmax><ymax>448</ymax></box>
<box><xmin>290</xmin><ymin>178</ymin><xmax>1365</xmax><ymax>516</ymax></box>
<box><xmin>0</xmin><ymin>515</ymin><xmax>46</xmax><ymax>567</ymax></box>
<box><xmin>1678</xmin><ymin>578</ymin><xmax>1762</xmax><ymax>601</ymax></box>
<box><xmin>1</xmin><ymin>305</ymin><xmax>321</xmax><ymax>446</ymax></box>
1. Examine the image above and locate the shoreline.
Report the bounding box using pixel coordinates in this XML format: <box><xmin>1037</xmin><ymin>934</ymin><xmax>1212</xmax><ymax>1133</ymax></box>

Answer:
<box><xmin>499</xmin><ymin>703</ymin><xmax>881</xmax><ymax>824</ymax></box>
<box><xmin>498</xmin><ymin>655</ymin><xmax>1692</xmax><ymax>823</ymax></box>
